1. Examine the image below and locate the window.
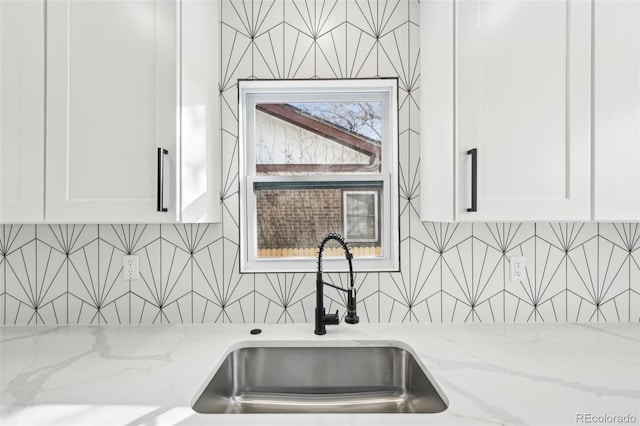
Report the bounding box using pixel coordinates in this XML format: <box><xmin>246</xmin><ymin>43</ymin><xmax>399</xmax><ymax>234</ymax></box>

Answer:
<box><xmin>343</xmin><ymin>190</ymin><xmax>379</xmax><ymax>243</ymax></box>
<box><xmin>239</xmin><ymin>79</ymin><xmax>399</xmax><ymax>273</ymax></box>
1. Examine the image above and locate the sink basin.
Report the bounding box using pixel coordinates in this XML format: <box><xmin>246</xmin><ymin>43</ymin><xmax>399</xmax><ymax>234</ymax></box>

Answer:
<box><xmin>192</xmin><ymin>343</ymin><xmax>448</xmax><ymax>414</ymax></box>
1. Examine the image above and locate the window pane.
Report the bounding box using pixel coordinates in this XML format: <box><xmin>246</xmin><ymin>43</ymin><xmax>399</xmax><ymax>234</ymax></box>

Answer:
<box><xmin>256</xmin><ymin>185</ymin><xmax>382</xmax><ymax>259</ymax></box>
<box><xmin>255</xmin><ymin>102</ymin><xmax>382</xmax><ymax>175</ymax></box>
<box><xmin>344</xmin><ymin>191</ymin><xmax>378</xmax><ymax>241</ymax></box>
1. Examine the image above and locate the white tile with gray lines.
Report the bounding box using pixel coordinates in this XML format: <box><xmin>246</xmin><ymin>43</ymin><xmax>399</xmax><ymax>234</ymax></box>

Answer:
<box><xmin>0</xmin><ymin>222</ymin><xmax>638</xmax><ymax>325</ymax></box>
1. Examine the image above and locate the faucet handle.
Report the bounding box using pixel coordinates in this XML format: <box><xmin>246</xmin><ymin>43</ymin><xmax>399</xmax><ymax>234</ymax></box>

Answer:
<box><xmin>324</xmin><ymin>311</ymin><xmax>340</xmax><ymax>325</ymax></box>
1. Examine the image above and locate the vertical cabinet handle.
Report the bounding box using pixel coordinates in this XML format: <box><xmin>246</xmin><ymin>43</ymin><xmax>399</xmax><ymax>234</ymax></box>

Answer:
<box><xmin>157</xmin><ymin>148</ymin><xmax>168</xmax><ymax>212</ymax></box>
<box><xmin>467</xmin><ymin>148</ymin><xmax>477</xmax><ymax>212</ymax></box>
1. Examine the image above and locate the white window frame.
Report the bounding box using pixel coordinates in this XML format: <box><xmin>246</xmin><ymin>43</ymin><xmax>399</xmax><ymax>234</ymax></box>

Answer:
<box><xmin>343</xmin><ymin>190</ymin><xmax>379</xmax><ymax>243</ymax></box>
<box><xmin>239</xmin><ymin>79</ymin><xmax>399</xmax><ymax>273</ymax></box>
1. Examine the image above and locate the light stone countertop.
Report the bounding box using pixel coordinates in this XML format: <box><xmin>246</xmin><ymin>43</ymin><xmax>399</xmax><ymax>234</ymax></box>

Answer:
<box><xmin>1</xmin><ymin>323</ymin><xmax>639</xmax><ymax>426</ymax></box>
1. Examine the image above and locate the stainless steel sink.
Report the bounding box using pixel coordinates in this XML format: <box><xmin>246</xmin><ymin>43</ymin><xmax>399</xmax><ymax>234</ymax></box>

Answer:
<box><xmin>192</xmin><ymin>344</ymin><xmax>448</xmax><ymax>414</ymax></box>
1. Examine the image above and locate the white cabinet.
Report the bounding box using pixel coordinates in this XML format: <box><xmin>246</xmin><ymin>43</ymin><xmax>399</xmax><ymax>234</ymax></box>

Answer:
<box><xmin>0</xmin><ymin>0</ymin><xmax>45</xmax><ymax>223</ymax></box>
<box><xmin>421</xmin><ymin>0</ymin><xmax>592</xmax><ymax>222</ymax></box>
<box><xmin>0</xmin><ymin>0</ymin><xmax>220</xmax><ymax>224</ymax></box>
<box><xmin>180</xmin><ymin>0</ymin><xmax>221</xmax><ymax>223</ymax></box>
<box><xmin>420</xmin><ymin>0</ymin><xmax>455</xmax><ymax>222</ymax></box>
<box><xmin>42</xmin><ymin>0</ymin><xmax>220</xmax><ymax>224</ymax></box>
<box><xmin>593</xmin><ymin>0</ymin><xmax>640</xmax><ymax>221</ymax></box>
<box><xmin>46</xmin><ymin>0</ymin><xmax>178</xmax><ymax>223</ymax></box>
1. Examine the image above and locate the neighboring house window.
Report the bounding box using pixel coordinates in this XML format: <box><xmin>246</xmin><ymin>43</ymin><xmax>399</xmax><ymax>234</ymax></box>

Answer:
<box><xmin>343</xmin><ymin>190</ymin><xmax>379</xmax><ymax>243</ymax></box>
<box><xmin>239</xmin><ymin>79</ymin><xmax>399</xmax><ymax>273</ymax></box>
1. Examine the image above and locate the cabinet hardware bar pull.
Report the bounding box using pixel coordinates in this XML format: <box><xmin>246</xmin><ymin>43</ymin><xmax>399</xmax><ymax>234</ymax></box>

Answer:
<box><xmin>157</xmin><ymin>148</ymin><xmax>168</xmax><ymax>212</ymax></box>
<box><xmin>467</xmin><ymin>148</ymin><xmax>477</xmax><ymax>212</ymax></box>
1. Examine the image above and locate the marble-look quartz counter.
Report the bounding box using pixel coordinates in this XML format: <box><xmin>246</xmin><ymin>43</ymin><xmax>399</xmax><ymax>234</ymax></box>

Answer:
<box><xmin>1</xmin><ymin>323</ymin><xmax>639</xmax><ymax>426</ymax></box>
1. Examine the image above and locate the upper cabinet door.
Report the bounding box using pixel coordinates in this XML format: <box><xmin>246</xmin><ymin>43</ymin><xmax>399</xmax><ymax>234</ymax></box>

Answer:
<box><xmin>457</xmin><ymin>0</ymin><xmax>591</xmax><ymax>221</ymax></box>
<box><xmin>46</xmin><ymin>0</ymin><xmax>178</xmax><ymax>223</ymax></box>
<box><xmin>593</xmin><ymin>0</ymin><xmax>640</xmax><ymax>221</ymax></box>
<box><xmin>0</xmin><ymin>0</ymin><xmax>45</xmax><ymax>223</ymax></box>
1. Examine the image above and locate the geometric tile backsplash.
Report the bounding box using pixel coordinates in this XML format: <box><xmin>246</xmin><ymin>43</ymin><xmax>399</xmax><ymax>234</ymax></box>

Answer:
<box><xmin>1</xmin><ymin>222</ymin><xmax>638</xmax><ymax>324</ymax></box>
<box><xmin>1</xmin><ymin>0</ymin><xmax>638</xmax><ymax>325</ymax></box>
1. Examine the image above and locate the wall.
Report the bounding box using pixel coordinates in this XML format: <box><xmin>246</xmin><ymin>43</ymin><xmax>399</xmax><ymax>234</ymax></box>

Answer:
<box><xmin>0</xmin><ymin>0</ymin><xmax>638</xmax><ymax>325</ymax></box>
<box><xmin>257</xmin><ymin>188</ymin><xmax>342</xmax><ymax>249</ymax></box>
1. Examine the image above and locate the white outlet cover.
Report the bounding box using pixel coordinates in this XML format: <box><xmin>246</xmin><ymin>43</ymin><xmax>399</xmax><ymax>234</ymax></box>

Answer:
<box><xmin>123</xmin><ymin>255</ymin><xmax>140</xmax><ymax>280</ymax></box>
<box><xmin>510</xmin><ymin>256</ymin><xmax>525</xmax><ymax>281</ymax></box>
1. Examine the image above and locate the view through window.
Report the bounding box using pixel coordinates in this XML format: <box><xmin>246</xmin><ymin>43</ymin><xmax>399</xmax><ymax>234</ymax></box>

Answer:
<box><xmin>239</xmin><ymin>80</ymin><xmax>399</xmax><ymax>273</ymax></box>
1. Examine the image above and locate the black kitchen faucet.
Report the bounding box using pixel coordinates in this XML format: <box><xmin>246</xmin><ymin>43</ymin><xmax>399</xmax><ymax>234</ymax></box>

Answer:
<box><xmin>314</xmin><ymin>233</ymin><xmax>359</xmax><ymax>335</ymax></box>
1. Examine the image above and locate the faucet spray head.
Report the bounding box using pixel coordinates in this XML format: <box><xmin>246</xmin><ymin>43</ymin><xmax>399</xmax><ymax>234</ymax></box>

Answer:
<box><xmin>345</xmin><ymin>287</ymin><xmax>360</xmax><ymax>324</ymax></box>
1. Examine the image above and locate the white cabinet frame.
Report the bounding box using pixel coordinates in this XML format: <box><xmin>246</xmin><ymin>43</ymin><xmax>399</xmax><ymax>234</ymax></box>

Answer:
<box><xmin>593</xmin><ymin>0</ymin><xmax>640</xmax><ymax>221</ymax></box>
<box><xmin>0</xmin><ymin>0</ymin><xmax>45</xmax><ymax>223</ymax></box>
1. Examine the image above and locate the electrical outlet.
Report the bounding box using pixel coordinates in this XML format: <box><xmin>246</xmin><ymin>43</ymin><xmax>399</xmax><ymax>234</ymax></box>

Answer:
<box><xmin>123</xmin><ymin>255</ymin><xmax>140</xmax><ymax>280</ymax></box>
<box><xmin>510</xmin><ymin>256</ymin><xmax>525</xmax><ymax>281</ymax></box>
